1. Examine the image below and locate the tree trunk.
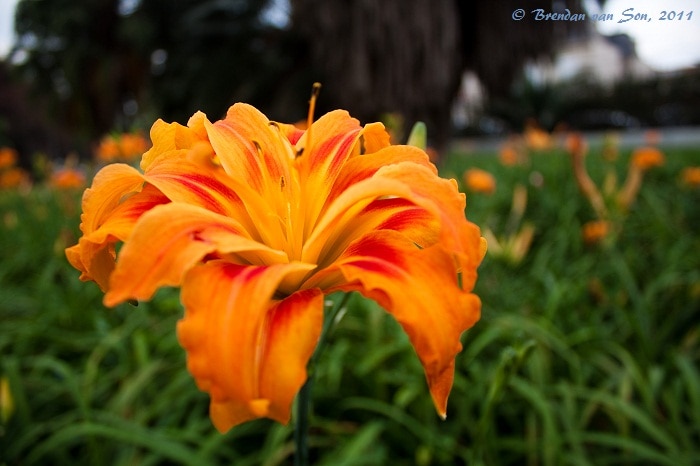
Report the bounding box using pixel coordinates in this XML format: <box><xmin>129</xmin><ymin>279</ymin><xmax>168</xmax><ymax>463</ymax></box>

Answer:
<box><xmin>291</xmin><ymin>0</ymin><xmax>463</xmax><ymax>152</ymax></box>
<box><xmin>291</xmin><ymin>0</ymin><xmax>591</xmax><ymax>152</ymax></box>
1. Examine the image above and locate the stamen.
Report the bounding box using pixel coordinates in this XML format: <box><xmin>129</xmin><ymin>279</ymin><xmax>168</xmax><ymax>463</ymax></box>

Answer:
<box><xmin>298</xmin><ymin>82</ymin><xmax>321</xmax><ymax>158</ymax></box>
<box><xmin>307</xmin><ymin>82</ymin><xmax>321</xmax><ymax>132</ymax></box>
<box><xmin>252</xmin><ymin>140</ymin><xmax>263</xmax><ymax>157</ymax></box>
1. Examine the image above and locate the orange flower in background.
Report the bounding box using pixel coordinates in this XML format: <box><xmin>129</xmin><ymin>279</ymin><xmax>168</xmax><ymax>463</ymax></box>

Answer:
<box><xmin>498</xmin><ymin>144</ymin><xmax>519</xmax><ymax>166</ymax></box>
<box><xmin>463</xmin><ymin>168</ymin><xmax>496</xmax><ymax>194</ymax></box>
<box><xmin>0</xmin><ymin>167</ymin><xmax>30</xmax><ymax>189</ymax></box>
<box><xmin>96</xmin><ymin>132</ymin><xmax>150</xmax><ymax>163</ymax></box>
<box><xmin>119</xmin><ymin>133</ymin><xmax>150</xmax><ymax>158</ymax></box>
<box><xmin>50</xmin><ymin>167</ymin><xmax>86</xmax><ymax>189</ymax></box>
<box><xmin>582</xmin><ymin>220</ymin><xmax>610</xmax><ymax>244</ymax></box>
<box><xmin>66</xmin><ymin>99</ymin><xmax>485</xmax><ymax>433</ymax></box>
<box><xmin>0</xmin><ymin>147</ymin><xmax>18</xmax><ymax>169</ymax></box>
<box><xmin>523</xmin><ymin>120</ymin><xmax>552</xmax><ymax>150</ymax></box>
<box><xmin>96</xmin><ymin>137</ymin><xmax>120</xmax><ymax>162</ymax></box>
<box><xmin>0</xmin><ymin>147</ymin><xmax>30</xmax><ymax>189</ymax></box>
<box><xmin>630</xmin><ymin>147</ymin><xmax>665</xmax><ymax>171</ymax></box>
<box><xmin>681</xmin><ymin>167</ymin><xmax>700</xmax><ymax>188</ymax></box>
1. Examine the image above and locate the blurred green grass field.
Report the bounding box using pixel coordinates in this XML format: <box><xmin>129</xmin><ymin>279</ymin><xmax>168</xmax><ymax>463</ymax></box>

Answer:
<box><xmin>1</xmin><ymin>141</ymin><xmax>699</xmax><ymax>465</ymax></box>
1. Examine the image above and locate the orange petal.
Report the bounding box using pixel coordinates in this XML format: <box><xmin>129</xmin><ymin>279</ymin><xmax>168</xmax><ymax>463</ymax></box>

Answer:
<box><xmin>104</xmin><ymin>203</ymin><xmax>290</xmax><ymax>306</ymax></box>
<box><xmin>274</xmin><ymin>121</ymin><xmax>305</xmax><ymax>145</ymax></box>
<box><xmin>304</xmin><ymin>159</ymin><xmax>481</xmax><ymax>279</ymax></box>
<box><xmin>301</xmin><ymin>173</ymin><xmax>410</xmax><ymax>265</ymax></box>
<box><xmin>65</xmin><ymin>241</ymin><xmax>116</xmax><ymax>292</ymax></box>
<box><xmin>69</xmin><ymin>185</ymin><xmax>169</xmax><ymax>290</ymax></box>
<box><xmin>308</xmin><ymin>144</ymin><xmax>437</xmax><ymax>264</ymax></box>
<box><xmin>258</xmin><ymin>288</ymin><xmax>324</xmax><ymax>423</ymax></box>
<box><xmin>359</xmin><ymin>122</ymin><xmax>392</xmax><ymax>154</ymax></box>
<box><xmin>82</xmin><ymin>185</ymin><xmax>169</xmax><ymax>245</ymax></box>
<box><xmin>312</xmin><ymin>230</ymin><xmax>481</xmax><ymax>418</ymax></box>
<box><xmin>176</xmin><ymin>262</ymin><xmax>323</xmax><ymax>432</ymax></box>
<box><xmin>143</xmin><ymin>157</ymin><xmax>253</xmax><ymax>224</ymax></box>
<box><xmin>327</xmin><ymin>144</ymin><xmax>433</xmax><ymax>205</ymax></box>
<box><xmin>79</xmin><ymin>163</ymin><xmax>145</xmax><ymax>234</ymax></box>
<box><xmin>313</xmin><ymin>197</ymin><xmax>440</xmax><ymax>270</ymax></box>
<box><xmin>65</xmin><ymin>164</ymin><xmax>161</xmax><ymax>290</ymax></box>
<box><xmin>206</xmin><ymin>103</ymin><xmax>294</xmax><ymax>193</ymax></box>
<box><xmin>370</xmin><ymin>162</ymin><xmax>483</xmax><ymax>291</ymax></box>
<box><xmin>294</xmin><ymin>110</ymin><xmax>363</xmax><ymax>236</ymax></box>
<box><xmin>204</xmin><ymin>104</ymin><xmax>299</xmax><ymax>249</ymax></box>
<box><xmin>140</xmin><ymin>118</ymin><xmax>209</xmax><ymax>171</ymax></box>
<box><xmin>295</xmin><ymin>110</ymin><xmax>362</xmax><ymax>177</ymax></box>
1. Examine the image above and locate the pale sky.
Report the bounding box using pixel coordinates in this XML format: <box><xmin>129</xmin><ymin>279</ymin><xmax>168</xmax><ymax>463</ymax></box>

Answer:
<box><xmin>585</xmin><ymin>0</ymin><xmax>700</xmax><ymax>71</ymax></box>
<box><xmin>1</xmin><ymin>0</ymin><xmax>699</xmax><ymax>71</ymax></box>
<box><xmin>0</xmin><ymin>0</ymin><xmax>17</xmax><ymax>58</ymax></box>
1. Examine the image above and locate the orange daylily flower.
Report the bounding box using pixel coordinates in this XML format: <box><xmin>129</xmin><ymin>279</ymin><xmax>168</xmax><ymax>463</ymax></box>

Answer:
<box><xmin>582</xmin><ymin>220</ymin><xmax>610</xmax><ymax>244</ymax></box>
<box><xmin>66</xmin><ymin>102</ymin><xmax>485</xmax><ymax>433</ymax></box>
<box><xmin>617</xmin><ymin>147</ymin><xmax>664</xmax><ymax>209</ymax></box>
<box><xmin>498</xmin><ymin>144</ymin><xmax>519</xmax><ymax>166</ymax></box>
<box><xmin>0</xmin><ymin>147</ymin><xmax>18</xmax><ymax>169</ymax></box>
<box><xmin>96</xmin><ymin>132</ymin><xmax>151</xmax><ymax>163</ymax></box>
<box><xmin>523</xmin><ymin>120</ymin><xmax>552</xmax><ymax>150</ymax></box>
<box><xmin>95</xmin><ymin>137</ymin><xmax>120</xmax><ymax>162</ymax></box>
<box><xmin>463</xmin><ymin>168</ymin><xmax>496</xmax><ymax>194</ymax></box>
<box><xmin>680</xmin><ymin>167</ymin><xmax>700</xmax><ymax>188</ymax></box>
<box><xmin>50</xmin><ymin>167</ymin><xmax>86</xmax><ymax>189</ymax></box>
<box><xmin>630</xmin><ymin>146</ymin><xmax>665</xmax><ymax>171</ymax></box>
<box><xmin>0</xmin><ymin>167</ymin><xmax>30</xmax><ymax>189</ymax></box>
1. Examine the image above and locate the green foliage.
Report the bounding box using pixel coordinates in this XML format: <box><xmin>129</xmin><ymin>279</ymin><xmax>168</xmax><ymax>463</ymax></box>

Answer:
<box><xmin>1</xmin><ymin>142</ymin><xmax>700</xmax><ymax>464</ymax></box>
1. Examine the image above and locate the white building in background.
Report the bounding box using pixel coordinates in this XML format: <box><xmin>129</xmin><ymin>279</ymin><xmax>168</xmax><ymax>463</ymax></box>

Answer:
<box><xmin>540</xmin><ymin>29</ymin><xmax>656</xmax><ymax>86</ymax></box>
<box><xmin>453</xmin><ymin>25</ymin><xmax>657</xmax><ymax>130</ymax></box>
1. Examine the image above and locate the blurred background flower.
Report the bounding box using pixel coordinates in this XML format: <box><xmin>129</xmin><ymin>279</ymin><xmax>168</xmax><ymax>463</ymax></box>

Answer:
<box><xmin>0</xmin><ymin>146</ymin><xmax>30</xmax><ymax>189</ymax></box>
<box><xmin>96</xmin><ymin>132</ymin><xmax>150</xmax><ymax>164</ymax></box>
<box><xmin>630</xmin><ymin>146</ymin><xmax>665</xmax><ymax>171</ymax></box>
<box><xmin>680</xmin><ymin>166</ymin><xmax>700</xmax><ymax>188</ymax></box>
<box><xmin>581</xmin><ymin>219</ymin><xmax>610</xmax><ymax>245</ymax></box>
<box><xmin>0</xmin><ymin>147</ymin><xmax>18</xmax><ymax>168</ymax></box>
<box><xmin>48</xmin><ymin>166</ymin><xmax>85</xmax><ymax>189</ymax></box>
<box><xmin>463</xmin><ymin>167</ymin><xmax>496</xmax><ymax>194</ymax></box>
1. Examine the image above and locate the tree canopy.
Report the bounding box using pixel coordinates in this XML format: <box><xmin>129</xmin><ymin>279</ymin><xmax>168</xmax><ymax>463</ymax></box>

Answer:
<box><xmin>4</xmin><ymin>0</ymin><xmax>597</xmax><ymax>158</ymax></box>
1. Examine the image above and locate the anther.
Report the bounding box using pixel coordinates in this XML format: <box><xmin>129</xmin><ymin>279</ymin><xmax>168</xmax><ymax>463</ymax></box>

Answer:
<box><xmin>298</xmin><ymin>82</ymin><xmax>322</xmax><ymax>158</ymax></box>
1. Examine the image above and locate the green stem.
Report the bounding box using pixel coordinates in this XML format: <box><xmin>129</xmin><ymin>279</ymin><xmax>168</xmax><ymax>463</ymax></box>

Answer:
<box><xmin>294</xmin><ymin>377</ymin><xmax>312</xmax><ymax>466</ymax></box>
<box><xmin>294</xmin><ymin>293</ymin><xmax>352</xmax><ymax>466</ymax></box>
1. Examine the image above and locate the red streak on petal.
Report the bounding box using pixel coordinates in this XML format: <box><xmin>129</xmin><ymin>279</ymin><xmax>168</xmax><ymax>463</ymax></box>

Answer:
<box><xmin>377</xmin><ymin>209</ymin><xmax>427</xmax><ymax>231</ymax></box>
<box><xmin>343</xmin><ymin>258</ymin><xmax>395</xmax><ymax>275</ymax></box>
<box><xmin>286</xmin><ymin>129</ymin><xmax>304</xmax><ymax>145</ymax></box>
<box><xmin>345</xmin><ymin>238</ymin><xmax>409</xmax><ymax>271</ymax></box>
<box><xmin>326</xmin><ymin>132</ymin><xmax>358</xmax><ymax>174</ymax></box>
<box><xmin>219</xmin><ymin>262</ymin><xmax>268</xmax><ymax>283</ymax></box>
<box><xmin>165</xmin><ymin>172</ymin><xmax>240</xmax><ymax>215</ymax></box>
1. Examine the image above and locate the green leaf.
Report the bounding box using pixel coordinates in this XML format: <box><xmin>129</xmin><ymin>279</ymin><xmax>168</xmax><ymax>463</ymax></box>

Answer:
<box><xmin>406</xmin><ymin>121</ymin><xmax>427</xmax><ymax>149</ymax></box>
